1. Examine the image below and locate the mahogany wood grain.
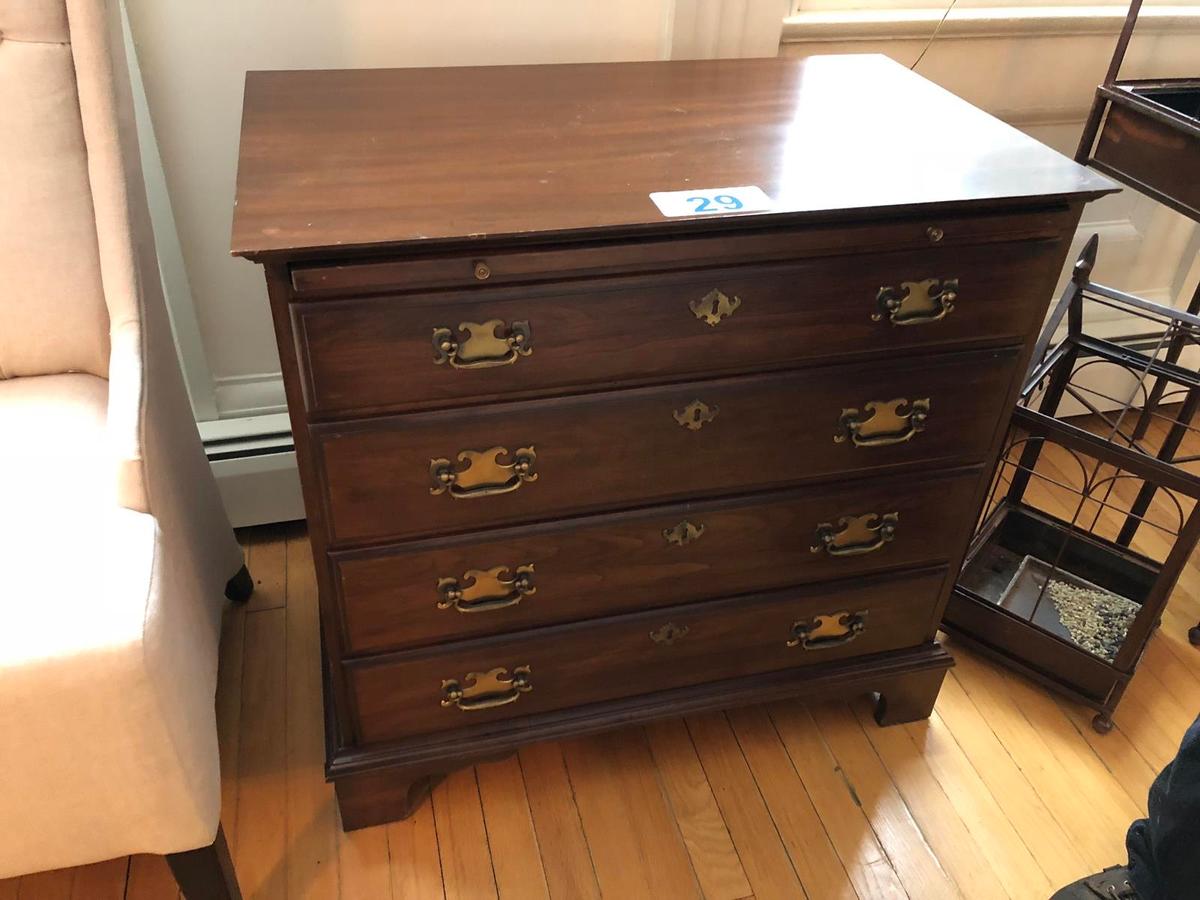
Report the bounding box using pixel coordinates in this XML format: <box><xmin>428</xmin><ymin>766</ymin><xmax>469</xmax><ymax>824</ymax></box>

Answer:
<box><xmin>232</xmin><ymin>56</ymin><xmax>1108</xmax><ymax>830</ymax></box>
<box><xmin>231</xmin><ymin>56</ymin><xmax>1113</xmax><ymax>258</ymax></box>
<box><xmin>315</xmin><ymin>348</ymin><xmax>1018</xmax><ymax>545</ymax></box>
<box><xmin>294</xmin><ymin>238</ymin><xmax>1065</xmax><ymax>417</ymax></box>
<box><xmin>327</xmin><ymin>641</ymin><xmax>954</xmax><ymax>829</ymax></box>
<box><xmin>346</xmin><ymin>567</ymin><xmax>948</xmax><ymax>744</ymax></box>
<box><xmin>332</xmin><ymin>468</ymin><xmax>981</xmax><ymax>655</ymax></box>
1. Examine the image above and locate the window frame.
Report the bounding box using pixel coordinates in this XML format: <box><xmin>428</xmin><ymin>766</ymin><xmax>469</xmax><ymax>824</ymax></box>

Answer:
<box><xmin>792</xmin><ymin>0</ymin><xmax>1200</xmax><ymax>11</ymax></box>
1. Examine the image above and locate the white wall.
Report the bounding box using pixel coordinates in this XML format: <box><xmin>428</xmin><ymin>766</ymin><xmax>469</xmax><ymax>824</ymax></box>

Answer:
<box><xmin>125</xmin><ymin>0</ymin><xmax>676</xmax><ymax>417</ymax></box>
<box><xmin>781</xmin><ymin>16</ymin><xmax>1200</xmax><ymax>315</ymax></box>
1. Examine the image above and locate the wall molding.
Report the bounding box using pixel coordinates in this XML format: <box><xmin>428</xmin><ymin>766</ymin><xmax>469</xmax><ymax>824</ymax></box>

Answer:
<box><xmin>213</xmin><ymin>372</ymin><xmax>288</xmax><ymax>418</ymax></box>
<box><xmin>671</xmin><ymin>0</ymin><xmax>789</xmax><ymax>58</ymax></box>
<box><xmin>122</xmin><ymin>3</ymin><xmax>219</xmax><ymax>420</ymax></box>
<box><xmin>782</xmin><ymin>5</ymin><xmax>1200</xmax><ymax>43</ymax></box>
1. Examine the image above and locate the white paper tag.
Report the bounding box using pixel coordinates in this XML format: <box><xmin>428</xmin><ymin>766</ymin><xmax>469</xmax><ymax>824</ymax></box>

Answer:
<box><xmin>649</xmin><ymin>185</ymin><xmax>772</xmax><ymax>218</ymax></box>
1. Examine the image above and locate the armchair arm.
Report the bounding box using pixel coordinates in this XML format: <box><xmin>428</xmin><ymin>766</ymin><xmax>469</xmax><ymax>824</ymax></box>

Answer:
<box><xmin>68</xmin><ymin>0</ymin><xmax>240</xmax><ymax>573</ymax></box>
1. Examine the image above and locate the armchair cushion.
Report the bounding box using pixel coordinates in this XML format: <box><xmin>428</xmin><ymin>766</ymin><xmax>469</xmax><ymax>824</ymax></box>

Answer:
<box><xmin>0</xmin><ymin>1</ymin><xmax>110</xmax><ymax>380</ymax></box>
<box><xmin>0</xmin><ymin>374</ymin><xmax>224</xmax><ymax>877</ymax></box>
<box><xmin>0</xmin><ymin>374</ymin><xmax>112</xmax><ymax>514</ymax></box>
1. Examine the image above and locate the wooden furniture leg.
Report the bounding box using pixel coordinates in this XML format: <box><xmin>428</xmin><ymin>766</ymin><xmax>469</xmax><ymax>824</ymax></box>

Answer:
<box><xmin>335</xmin><ymin>769</ymin><xmax>445</xmax><ymax>830</ymax></box>
<box><xmin>873</xmin><ymin>666</ymin><xmax>950</xmax><ymax>726</ymax></box>
<box><xmin>166</xmin><ymin>825</ymin><xmax>242</xmax><ymax>900</ymax></box>
<box><xmin>224</xmin><ymin>565</ymin><xmax>254</xmax><ymax>603</ymax></box>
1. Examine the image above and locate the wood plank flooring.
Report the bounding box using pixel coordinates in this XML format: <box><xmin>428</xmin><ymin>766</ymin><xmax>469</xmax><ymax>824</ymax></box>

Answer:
<box><xmin>6</xmin><ymin>507</ymin><xmax>1199</xmax><ymax>899</ymax></box>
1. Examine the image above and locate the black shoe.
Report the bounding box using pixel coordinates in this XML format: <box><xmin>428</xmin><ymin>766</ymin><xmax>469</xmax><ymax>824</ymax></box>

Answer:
<box><xmin>1050</xmin><ymin>866</ymin><xmax>1140</xmax><ymax>899</ymax></box>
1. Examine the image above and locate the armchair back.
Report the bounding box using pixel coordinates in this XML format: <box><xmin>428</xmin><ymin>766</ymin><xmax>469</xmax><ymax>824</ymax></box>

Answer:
<box><xmin>0</xmin><ymin>0</ymin><xmax>112</xmax><ymax>380</ymax></box>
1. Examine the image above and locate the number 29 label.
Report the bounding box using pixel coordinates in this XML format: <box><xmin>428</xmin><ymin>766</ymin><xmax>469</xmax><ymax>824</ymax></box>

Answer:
<box><xmin>649</xmin><ymin>185</ymin><xmax>772</xmax><ymax>218</ymax></box>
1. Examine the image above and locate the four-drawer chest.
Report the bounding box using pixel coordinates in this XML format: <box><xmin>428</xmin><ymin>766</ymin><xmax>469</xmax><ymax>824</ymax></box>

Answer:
<box><xmin>232</xmin><ymin>54</ymin><xmax>1115</xmax><ymax>828</ymax></box>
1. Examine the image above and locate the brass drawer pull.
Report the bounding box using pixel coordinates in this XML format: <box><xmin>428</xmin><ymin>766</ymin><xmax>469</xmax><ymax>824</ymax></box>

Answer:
<box><xmin>650</xmin><ymin>622</ymin><xmax>689</xmax><ymax>645</ymax></box>
<box><xmin>663</xmin><ymin>520</ymin><xmax>705</xmax><ymax>547</ymax></box>
<box><xmin>836</xmin><ymin>398</ymin><xmax>929</xmax><ymax>447</ymax></box>
<box><xmin>432</xmin><ymin>319</ymin><xmax>532</xmax><ymax>369</ymax></box>
<box><xmin>873</xmin><ymin>278</ymin><xmax>958</xmax><ymax>326</ymax></box>
<box><xmin>441</xmin><ymin>665</ymin><xmax>532</xmax><ymax>711</ymax></box>
<box><xmin>673</xmin><ymin>400</ymin><xmax>719</xmax><ymax>431</ymax></box>
<box><xmin>430</xmin><ymin>445</ymin><xmax>537</xmax><ymax>499</ymax></box>
<box><xmin>689</xmin><ymin>288</ymin><xmax>741</xmax><ymax>326</ymax></box>
<box><xmin>811</xmin><ymin>512</ymin><xmax>898</xmax><ymax>557</ymax></box>
<box><xmin>437</xmin><ymin>564</ymin><xmax>536</xmax><ymax>613</ymax></box>
<box><xmin>787</xmin><ymin>610</ymin><xmax>868</xmax><ymax>650</ymax></box>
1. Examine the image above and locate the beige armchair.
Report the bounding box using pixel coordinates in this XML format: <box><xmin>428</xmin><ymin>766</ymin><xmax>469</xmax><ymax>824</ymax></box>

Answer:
<box><xmin>0</xmin><ymin>1</ymin><xmax>248</xmax><ymax>897</ymax></box>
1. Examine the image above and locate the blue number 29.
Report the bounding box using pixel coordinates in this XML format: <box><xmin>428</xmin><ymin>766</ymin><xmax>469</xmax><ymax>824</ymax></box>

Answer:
<box><xmin>687</xmin><ymin>193</ymin><xmax>744</xmax><ymax>213</ymax></box>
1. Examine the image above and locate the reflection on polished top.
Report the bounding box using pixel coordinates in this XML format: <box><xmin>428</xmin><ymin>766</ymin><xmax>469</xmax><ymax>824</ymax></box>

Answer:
<box><xmin>231</xmin><ymin>54</ymin><xmax>1116</xmax><ymax>258</ymax></box>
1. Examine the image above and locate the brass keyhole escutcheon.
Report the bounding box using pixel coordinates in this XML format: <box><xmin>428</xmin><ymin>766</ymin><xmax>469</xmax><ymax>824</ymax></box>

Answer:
<box><xmin>689</xmin><ymin>289</ymin><xmax>742</xmax><ymax>326</ymax></box>
<box><xmin>673</xmin><ymin>400</ymin><xmax>719</xmax><ymax>431</ymax></box>
<box><xmin>650</xmin><ymin>622</ymin><xmax>689</xmax><ymax>645</ymax></box>
<box><xmin>663</xmin><ymin>520</ymin><xmax>705</xmax><ymax>547</ymax></box>
<box><xmin>473</xmin><ymin>260</ymin><xmax>492</xmax><ymax>280</ymax></box>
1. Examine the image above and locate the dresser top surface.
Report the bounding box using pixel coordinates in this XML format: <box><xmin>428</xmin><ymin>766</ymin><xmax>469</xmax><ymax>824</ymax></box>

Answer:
<box><xmin>231</xmin><ymin>54</ymin><xmax>1115</xmax><ymax>258</ymax></box>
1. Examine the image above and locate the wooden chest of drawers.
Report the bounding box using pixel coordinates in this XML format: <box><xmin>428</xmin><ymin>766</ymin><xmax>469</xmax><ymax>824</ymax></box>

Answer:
<box><xmin>232</xmin><ymin>55</ymin><xmax>1114</xmax><ymax>829</ymax></box>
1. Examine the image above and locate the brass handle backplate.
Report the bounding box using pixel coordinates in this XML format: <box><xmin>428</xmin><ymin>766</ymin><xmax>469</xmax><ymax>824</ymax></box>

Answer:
<box><xmin>673</xmin><ymin>400</ymin><xmax>719</xmax><ymax>431</ymax></box>
<box><xmin>433</xmin><ymin>319</ymin><xmax>532</xmax><ymax>369</ymax></box>
<box><xmin>663</xmin><ymin>520</ymin><xmax>705</xmax><ymax>547</ymax></box>
<box><xmin>811</xmin><ymin>512</ymin><xmax>899</xmax><ymax>557</ymax></box>
<box><xmin>430</xmin><ymin>446</ymin><xmax>537</xmax><ymax>499</ymax></box>
<box><xmin>437</xmin><ymin>564</ymin><xmax>536</xmax><ymax>613</ymax></box>
<box><xmin>787</xmin><ymin>611</ymin><xmax>868</xmax><ymax>650</ymax></box>
<box><xmin>836</xmin><ymin>398</ymin><xmax>929</xmax><ymax>447</ymax></box>
<box><xmin>689</xmin><ymin>289</ymin><xmax>742</xmax><ymax>326</ymax></box>
<box><xmin>873</xmin><ymin>278</ymin><xmax>958</xmax><ymax>326</ymax></box>
<box><xmin>441</xmin><ymin>665</ymin><xmax>532</xmax><ymax>711</ymax></box>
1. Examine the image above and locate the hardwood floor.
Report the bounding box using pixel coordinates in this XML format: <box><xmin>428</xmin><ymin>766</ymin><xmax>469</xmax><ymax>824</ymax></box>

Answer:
<box><xmin>6</xmin><ymin>511</ymin><xmax>1199</xmax><ymax>899</ymax></box>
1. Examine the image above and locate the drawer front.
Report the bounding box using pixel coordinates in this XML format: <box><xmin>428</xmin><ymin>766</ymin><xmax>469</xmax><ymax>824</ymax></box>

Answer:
<box><xmin>334</xmin><ymin>469</ymin><xmax>981</xmax><ymax>655</ymax></box>
<box><xmin>293</xmin><ymin>239</ymin><xmax>1062</xmax><ymax>416</ymax></box>
<box><xmin>348</xmin><ymin>567</ymin><xmax>948</xmax><ymax>743</ymax></box>
<box><xmin>315</xmin><ymin>348</ymin><xmax>1018</xmax><ymax>545</ymax></box>
<box><xmin>289</xmin><ymin>209</ymin><xmax>1074</xmax><ymax>296</ymax></box>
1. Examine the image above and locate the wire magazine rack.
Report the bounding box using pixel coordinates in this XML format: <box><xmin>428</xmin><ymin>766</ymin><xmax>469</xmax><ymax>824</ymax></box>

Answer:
<box><xmin>944</xmin><ymin>236</ymin><xmax>1200</xmax><ymax>732</ymax></box>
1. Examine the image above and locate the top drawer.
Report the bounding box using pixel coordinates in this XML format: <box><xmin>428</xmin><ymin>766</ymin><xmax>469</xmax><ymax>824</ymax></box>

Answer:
<box><xmin>291</xmin><ymin>237</ymin><xmax>1066</xmax><ymax>417</ymax></box>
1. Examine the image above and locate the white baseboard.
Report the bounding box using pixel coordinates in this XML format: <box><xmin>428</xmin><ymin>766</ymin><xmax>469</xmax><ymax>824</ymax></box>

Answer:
<box><xmin>210</xmin><ymin>450</ymin><xmax>305</xmax><ymax>528</ymax></box>
<box><xmin>201</xmin><ymin>412</ymin><xmax>302</xmax><ymax>527</ymax></box>
<box><xmin>213</xmin><ymin>372</ymin><xmax>287</xmax><ymax>419</ymax></box>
